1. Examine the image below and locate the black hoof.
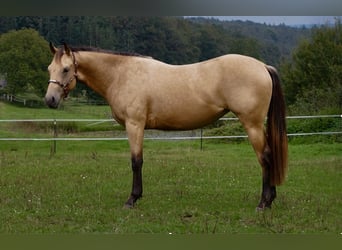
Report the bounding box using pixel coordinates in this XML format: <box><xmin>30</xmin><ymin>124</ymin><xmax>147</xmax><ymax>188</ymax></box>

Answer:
<box><xmin>123</xmin><ymin>202</ymin><xmax>134</xmax><ymax>209</ymax></box>
<box><xmin>123</xmin><ymin>195</ymin><xmax>141</xmax><ymax>209</ymax></box>
<box><xmin>124</xmin><ymin>198</ymin><xmax>135</xmax><ymax>209</ymax></box>
<box><xmin>256</xmin><ymin>205</ymin><xmax>271</xmax><ymax>212</ymax></box>
<box><xmin>256</xmin><ymin>199</ymin><xmax>273</xmax><ymax>211</ymax></box>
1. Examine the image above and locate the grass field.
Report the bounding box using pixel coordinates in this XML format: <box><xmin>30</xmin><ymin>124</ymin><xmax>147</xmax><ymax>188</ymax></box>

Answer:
<box><xmin>1</xmin><ymin>140</ymin><xmax>341</xmax><ymax>234</ymax></box>
<box><xmin>0</xmin><ymin>102</ymin><xmax>341</xmax><ymax>234</ymax></box>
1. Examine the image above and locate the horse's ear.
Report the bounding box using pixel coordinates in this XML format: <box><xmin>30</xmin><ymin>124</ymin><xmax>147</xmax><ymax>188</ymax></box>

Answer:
<box><xmin>49</xmin><ymin>42</ymin><xmax>57</xmax><ymax>54</ymax></box>
<box><xmin>63</xmin><ymin>42</ymin><xmax>71</xmax><ymax>56</ymax></box>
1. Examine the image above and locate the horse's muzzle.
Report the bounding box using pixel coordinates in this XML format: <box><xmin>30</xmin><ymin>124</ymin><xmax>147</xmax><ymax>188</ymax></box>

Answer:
<box><xmin>45</xmin><ymin>95</ymin><xmax>59</xmax><ymax>109</ymax></box>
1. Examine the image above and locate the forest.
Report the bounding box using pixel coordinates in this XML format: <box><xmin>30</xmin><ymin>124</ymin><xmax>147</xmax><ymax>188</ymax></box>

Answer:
<box><xmin>0</xmin><ymin>16</ymin><xmax>341</xmax><ymax>115</ymax></box>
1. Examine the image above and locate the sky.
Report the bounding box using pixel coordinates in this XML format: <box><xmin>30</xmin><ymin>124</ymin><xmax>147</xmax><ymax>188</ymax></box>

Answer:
<box><xmin>212</xmin><ymin>16</ymin><xmax>339</xmax><ymax>26</ymax></box>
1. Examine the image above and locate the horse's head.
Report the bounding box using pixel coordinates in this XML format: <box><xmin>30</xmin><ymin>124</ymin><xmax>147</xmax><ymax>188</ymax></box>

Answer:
<box><xmin>45</xmin><ymin>42</ymin><xmax>78</xmax><ymax>108</ymax></box>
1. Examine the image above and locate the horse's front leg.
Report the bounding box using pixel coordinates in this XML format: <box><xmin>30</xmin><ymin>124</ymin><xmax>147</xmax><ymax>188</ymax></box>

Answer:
<box><xmin>124</xmin><ymin>121</ymin><xmax>144</xmax><ymax>208</ymax></box>
<box><xmin>125</xmin><ymin>155</ymin><xmax>143</xmax><ymax>208</ymax></box>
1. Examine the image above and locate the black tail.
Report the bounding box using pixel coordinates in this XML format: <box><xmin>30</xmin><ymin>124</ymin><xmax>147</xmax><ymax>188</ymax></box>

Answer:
<box><xmin>266</xmin><ymin>65</ymin><xmax>288</xmax><ymax>186</ymax></box>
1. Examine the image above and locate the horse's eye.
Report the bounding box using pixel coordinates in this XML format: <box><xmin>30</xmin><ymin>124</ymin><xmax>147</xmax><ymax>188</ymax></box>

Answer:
<box><xmin>63</xmin><ymin>67</ymin><xmax>70</xmax><ymax>73</ymax></box>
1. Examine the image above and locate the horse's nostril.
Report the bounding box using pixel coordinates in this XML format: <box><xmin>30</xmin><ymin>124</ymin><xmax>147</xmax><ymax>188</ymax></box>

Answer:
<box><xmin>45</xmin><ymin>95</ymin><xmax>58</xmax><ymax>109</ymax></box>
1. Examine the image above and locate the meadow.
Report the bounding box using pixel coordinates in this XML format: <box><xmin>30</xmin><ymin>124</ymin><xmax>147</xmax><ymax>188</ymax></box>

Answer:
<box><xmin>0</xmin><ymin>102</ymin><xmax>341</xmax><ymax>234</ymax></box>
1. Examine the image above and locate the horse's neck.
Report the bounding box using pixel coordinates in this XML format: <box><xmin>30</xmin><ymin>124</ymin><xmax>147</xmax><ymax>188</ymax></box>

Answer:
<box><xmin>76</xmin><ymin>52</ymin><xmax>121</xmax><ymax>98</ymax></box>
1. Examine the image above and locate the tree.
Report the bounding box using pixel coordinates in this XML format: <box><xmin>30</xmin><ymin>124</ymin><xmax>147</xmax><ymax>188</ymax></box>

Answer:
<box><xmin>281</xmin><ymin>19</ymin><xmax>342</xmax><ymax>114</ymax></box>
<box><xmin>0</xmin><ymin>28</ymin><xmax>51</xmax><ymax>97</ymax></box>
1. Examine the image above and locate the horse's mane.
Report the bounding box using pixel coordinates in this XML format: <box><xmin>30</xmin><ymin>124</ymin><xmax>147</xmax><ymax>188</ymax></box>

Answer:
<box><xmin>70</xmin><ymin>46</ymin><xmax>149</xmax><ymax>58</ymax></box>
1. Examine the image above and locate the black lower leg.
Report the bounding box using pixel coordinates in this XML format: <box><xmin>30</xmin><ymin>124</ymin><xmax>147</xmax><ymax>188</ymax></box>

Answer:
<box><xmin>257</xmin><ymin>149</ymin><xmax>277</xmax><ymax>210</ymax></box>
<box><xmin>125</xmin><ymin>156</ymin><xmax>143</xmax><ymax>208</ymax></box>
<box><xmin>257</xmin><ymin>181</ymin><xmax>276</xmax><ymax>209</ymax></box>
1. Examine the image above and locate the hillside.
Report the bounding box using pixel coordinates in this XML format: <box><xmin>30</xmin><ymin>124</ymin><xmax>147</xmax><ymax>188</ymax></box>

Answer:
<box><xmin>187</xmin><ymin>17</ymin><xmax>312</xmax><ymax>66</ymax></box>
<box><xmin>0</xmin><ymin>16</ymin><xmax>312</xmax><ymax>67</ymax></box>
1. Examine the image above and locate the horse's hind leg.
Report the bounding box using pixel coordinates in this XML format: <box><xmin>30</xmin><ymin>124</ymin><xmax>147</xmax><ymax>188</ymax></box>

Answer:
<box><xmin>258</xmin><ymin>146</ymin><xmax>277</xmax><ymax>210</ymax></box>
<box><xmin>242</xmin><ymin>121</ymin><xmax>276</xmax><ymax>210</ymax></box>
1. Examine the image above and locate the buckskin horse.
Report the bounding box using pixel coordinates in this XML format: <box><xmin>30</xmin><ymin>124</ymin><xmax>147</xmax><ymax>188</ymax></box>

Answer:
<box><xmin>45</xmin><ymin>43</ymin><xmax>288</xmax><ymax>210</ymax></box>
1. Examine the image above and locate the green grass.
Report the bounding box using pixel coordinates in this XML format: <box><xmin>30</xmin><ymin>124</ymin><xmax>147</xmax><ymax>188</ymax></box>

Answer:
<box><xmin>0</xmin><ymin>102</ymin><xmax>341</xmax><ymax>234</ymax></box>
<box><xmin>0</xmin><ymin>140</ymin><xmax>341</xmax><ymax>234</ymax></box>
<box><xmin>0</xmin><ymin>102</ymin><xmax>120</xmax><ymax>138</ymax></box>
<box><xmin>0</xmin><ymin>101</ymin><xmax>112</xmax><ymax>119</ymax></box>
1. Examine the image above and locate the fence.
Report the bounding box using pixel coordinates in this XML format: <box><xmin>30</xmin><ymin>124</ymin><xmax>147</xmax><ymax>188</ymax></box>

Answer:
<box><xmin>1</xmin><ymin>115</ymin><xmax>341</xmax><ymax>142</ymax></box>
<box><xmin>1</xmin><ymin>94</ymin><xmax>27</xmax><ymax>105</ymax></box>
<box><xmin>1</xmin><ymin>94</ymin><xmax>107</xmax><ymax>107</ymax></box>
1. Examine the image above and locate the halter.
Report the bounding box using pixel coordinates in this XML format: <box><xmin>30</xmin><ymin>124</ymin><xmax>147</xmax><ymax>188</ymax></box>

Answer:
<box><xmin>48</xmin><ymin>51</ymin><xmax>78</xmax><ymax>99</ymax></box>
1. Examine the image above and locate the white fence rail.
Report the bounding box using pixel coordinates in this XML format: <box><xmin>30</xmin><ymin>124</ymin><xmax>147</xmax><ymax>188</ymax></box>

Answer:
<box><xmin>0</xmin><ymin>115</ymin><xmax>341</xmax><ymax>141</ymax></box>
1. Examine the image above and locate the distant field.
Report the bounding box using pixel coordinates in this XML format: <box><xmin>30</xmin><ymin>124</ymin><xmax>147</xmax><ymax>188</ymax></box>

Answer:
<box><xmin>0</xmin><ymin>102</ymin><xmax>341</xmax><ymax>234</ymax></box>
<box><xmin>0</xmin><ymin>101</ymin><xmax>112</xmax><ymax>120</ymax></box>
